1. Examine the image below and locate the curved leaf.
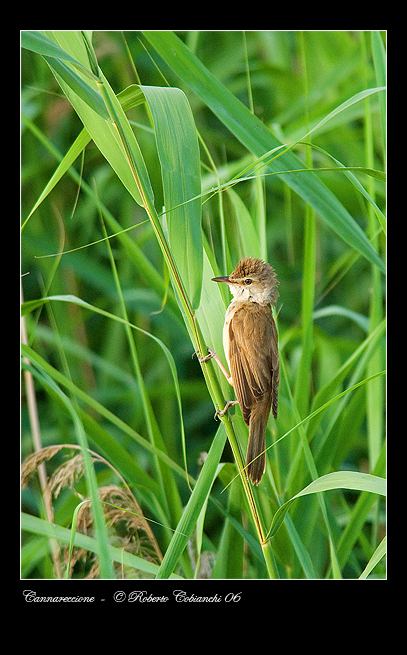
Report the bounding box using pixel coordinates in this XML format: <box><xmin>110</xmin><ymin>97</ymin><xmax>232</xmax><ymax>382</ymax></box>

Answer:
<box><xmin>267</xmin><ymin>471</ymin><xmax>385</xmax><ymax>539</ymax></box>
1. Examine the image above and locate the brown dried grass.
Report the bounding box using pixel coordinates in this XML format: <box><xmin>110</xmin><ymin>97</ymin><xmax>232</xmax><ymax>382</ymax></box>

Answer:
<box><xmin>21</xmin><ymin>444</ymin><xmax>162</xmax><ymax>578</ymax></box>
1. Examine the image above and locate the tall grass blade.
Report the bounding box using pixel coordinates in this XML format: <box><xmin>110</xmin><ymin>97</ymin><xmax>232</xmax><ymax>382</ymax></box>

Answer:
<box><xmin>155</xmin><ymin>424</ymin><xmax>227</xmax><ymax>579</ymax></box>
<box><xmin>40</xmin><ymin>31</ymin><xmax>152</xmax><ymax>208</ymax></box>
<box><xmin>141</xmin><ymin>85</ymin><xmax>203</xmax><ymax>310</ymax></box>
<box><xmin>100</xmin><ymin>216</ymin><xmax>186</xmax><ymax>532</ymax></box>
<box><xmin>358</xmin><ymin>536</ymin><xmax>386</xmax><ymax>579</ymax></box>
<box><xmin>43</xmin><ymin>55</ymin><xmax>108</xmax><ymax>119</ymax></box>
<box><xmin>21</xmin><ymin>31</ymin><xmax>89</xmax><ymax>70</ymax></box>
<box><xmin>21</xmin><ymin>513</ymin><xmax>184</xmax><ymax>579</ymax></box>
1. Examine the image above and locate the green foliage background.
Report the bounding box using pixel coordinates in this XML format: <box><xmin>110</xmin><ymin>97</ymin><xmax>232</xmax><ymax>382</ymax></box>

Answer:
<box><xmin>21</xmin><ymin>30</ymin><xmax>386</xmax><ymax>579</ymax></box>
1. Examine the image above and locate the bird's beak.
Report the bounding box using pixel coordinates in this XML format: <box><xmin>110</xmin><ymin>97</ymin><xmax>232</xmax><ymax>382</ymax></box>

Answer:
<box><xmin>212</xmin><ymin>275</ymin><xmax>232</xmax><ymax>284</ymax></box>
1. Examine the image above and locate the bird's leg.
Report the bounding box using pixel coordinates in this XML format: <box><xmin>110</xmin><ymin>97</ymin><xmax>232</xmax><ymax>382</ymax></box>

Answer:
<box><xmin>197</xmin><ymin>348</ymin><xmax>232</xmax><ymax>385</ymax></box>
<box><xmin>215</xmin><ymin>399</ymin><xmax>239</xmax><ymax>419</ymax></box>
<box><xmin>195</xmin><ymin>348</ymin><xmax>238</xmax><ymax>418</ymax></box>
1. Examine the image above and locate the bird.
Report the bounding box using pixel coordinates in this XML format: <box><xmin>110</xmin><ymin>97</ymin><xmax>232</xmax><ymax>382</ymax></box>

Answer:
<box><xmin>201</xmin><ymin>257</ymin><xmax>279</xmax><ymax>484</ymax></box>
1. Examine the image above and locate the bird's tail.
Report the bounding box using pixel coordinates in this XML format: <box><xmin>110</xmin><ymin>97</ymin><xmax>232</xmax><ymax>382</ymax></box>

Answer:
<box><xmin>246</xmin><ymin>398</ymin><xmax>271</xmax><ymax>484</ymax></box>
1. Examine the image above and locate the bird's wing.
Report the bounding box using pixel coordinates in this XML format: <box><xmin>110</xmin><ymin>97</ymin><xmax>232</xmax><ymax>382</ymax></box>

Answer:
<box><xmin>228</xmin><ymin>303</ymin><xmax>278</xmax><ymax>424</ymax></box>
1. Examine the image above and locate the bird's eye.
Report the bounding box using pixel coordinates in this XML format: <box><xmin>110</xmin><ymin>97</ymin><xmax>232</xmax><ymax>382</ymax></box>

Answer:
<box><xmin>244</xmin><ymin>278</ymin><xmax>252</xmax><ymax>285</ymax></box>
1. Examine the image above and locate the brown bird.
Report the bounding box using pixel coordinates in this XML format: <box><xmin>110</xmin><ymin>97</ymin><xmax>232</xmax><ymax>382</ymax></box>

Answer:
<box><xmin>201</xmin><ymin>257</ymin><xmax>279</xmax><ymax>484</ymax></box>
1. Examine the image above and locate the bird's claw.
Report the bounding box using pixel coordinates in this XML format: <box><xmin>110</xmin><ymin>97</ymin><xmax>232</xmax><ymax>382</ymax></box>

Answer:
<box><xmin>194</xmin><ymin>347</ymin><xmax>215</xmax><ymax>363</ymax></box>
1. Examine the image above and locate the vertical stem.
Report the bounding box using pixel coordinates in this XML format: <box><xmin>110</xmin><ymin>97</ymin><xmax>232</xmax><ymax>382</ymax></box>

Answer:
<box><xmin>216</xmin><ymin>415</ymin><xmax>277</xmax><ymax>578</ymax></box>
<box><xmin>294</xmin><ymin>32</ymin><xmax>316</xmax><ymax>422</ymax></box>
<box><xmin>21</xmin><ymin>282</ymin><xmax>62</xmax><ymax>578</ymax></box>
